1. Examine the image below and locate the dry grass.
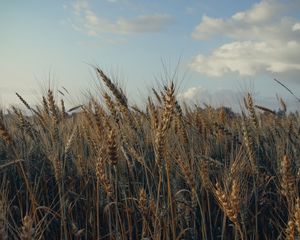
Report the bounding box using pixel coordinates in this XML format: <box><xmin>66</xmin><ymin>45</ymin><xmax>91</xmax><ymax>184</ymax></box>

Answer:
<box><xmin>0</xmin><ymin>69</ymin><xmax>299</xmax><ymax>239</ymax></box>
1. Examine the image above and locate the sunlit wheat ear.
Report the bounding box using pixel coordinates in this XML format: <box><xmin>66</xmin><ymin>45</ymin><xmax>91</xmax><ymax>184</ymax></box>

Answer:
<box><xmin>96</xmin><ymin>154</ymin><xmax>113</xmax><ymax>197</ymax></box>
<box><xmin>280</xmin><ymin>155</ymin><xmax>295</xmax><ymax>201</ymax></box>
<box><xmin>245</xmin><ymin>93</ymin><xmax>259</xmax><ymax>129</ymax></box>
<box><xmin>61</xmin><ymin>99</ymin><xmax>67</xmax><ymax>118</ymax></box>
<box><xmin>214</xmin><ymin>182</ymin><xmax>238</xmax><ymax>225</ymax></box>
<box><xmin>138</xmin><ymin>188</ymin><xmax>147</xmax><ymax>216</ymax></box>
<box><xmin>96</xmin><ymin>68</ymin><xmax>128</xmax><ymax>108</ymax></box>
<box><xmin>147</xmin><ymin>98</ymin><xmax>159</xmax><ymax>130</ymax></box>
<box><xmin>93</xmin><ymin>100</ymin><xmax>105</xmax><ymax>134</ymax></box>
<box><xmin>82</xmin><ymin>106</ymin><xmax>94</xmax><ymax>128</ymax></box>
<box><xmin>152</xmin><ymin>87</ymin><xmax>162</xmax><ymax>104</ymax></box>
<box><xmin>15</xmin><ymin>92</ymin><xmax>42</xmax><ymax>119</ymax></box>
<box><xmin>16</xmin><ymin>92</ymin><xmax>31</xmax><ymax>111</ymax></box>
<box><xmin>177</xmin><ymin>155</ymin><xmax>196</xmax><ymax>204</ymax></box>
<box><xmin>42</xmin><ymin>96</ymin><xmax>49</xmax><ymax>115</ymax></box>
<box><xmin>48</xmin><ymin>89</ymin><xmax>58</xmax><ymax>122</ymax></box>
<box><xmin>131</xmin><ymin>105</ymin><xmax>146</xmax><ymax>118</ymax></box>
<box><xmin>103</xmin><ymin>93</ymin><xmax>119</xmax><ymax>123</ymax></box>
<box><xmin>12</xmin><ymin>107</ymin><xmax>37</xmax><ymax>140</ymax></box>
<box><xmin>179</xmin><ymin>119</ymin><xmax>188</xmax><ymax>144</ymax></box>
<box><xmin>230</xmin><ymin>180</ymin><xmax>240</xmax><ymax>214</ymax></box>
<box><xmin>64</xmin><ymin>128</ymin><xmax>77</xmax><ymax>158</ymax></box>
<box><xmin>154</xmin><ymin>82</ymin><xmax>175</xmax><ymax>166</ymax></box>
<box><xmin>161</xmin><ymin>82</ymin><xmax>175</xmax><ymax>132</ymax></box>
<box><xmin>107</xmin><ymin>128</ymin><xmax>118</xmax><ymax>166</ymax></box>
<box><xmin>117</xmin><ymin>101</ymin><xmax>138</xmax><ymax>132</ymax></box>
<box><xmin>138</xmin><ymin>188</ymin><xmax>150</xmax><ymax>238</ymax></box>
<box><xmin>83</xmin><ymin>126</ymin><xmax>100</xmax><ymax>154</ymax></box>
<box><xmin>286</xmin><ymin>219</ymin><xmax>296</xmax><ymax>240</ymax></box>
<box><xmin>149</xmin><ymin>195</ymin><xmax>156</xmax><ymax>218</ymax></box>
<box><xmin>154</xmin><ymin>129</ymin><xmax>165</xmax><ymax>167</ymax></box>
<box><xmin>20</xmin><ymin>215</ymin><xmax>34</xmax><ymax>240</ymax></box>
<box><xmin>174</xmin><ymin>101</ymin><xmax>188</xmax><ymax>144</ymax></box>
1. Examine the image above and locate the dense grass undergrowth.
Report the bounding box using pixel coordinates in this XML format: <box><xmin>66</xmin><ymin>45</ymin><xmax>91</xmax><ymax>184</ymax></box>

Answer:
<box><xmin>0</xmin><ymin>68</ymin><xmax>300</xmax><ymax>239</ymax></box>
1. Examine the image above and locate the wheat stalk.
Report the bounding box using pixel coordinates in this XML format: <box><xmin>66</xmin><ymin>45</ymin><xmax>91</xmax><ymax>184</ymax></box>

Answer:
<box><xmin>0</xmin><ymin>197</ymin><xmax>7</xmax><ymax>240</ymax></box>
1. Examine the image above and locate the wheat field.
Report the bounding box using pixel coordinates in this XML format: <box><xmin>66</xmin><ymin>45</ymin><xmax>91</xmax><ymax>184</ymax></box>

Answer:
<box><xmin>0</xmin><ymin>68</ymin><xmax>299</xmax><ymax>239</ymax></box>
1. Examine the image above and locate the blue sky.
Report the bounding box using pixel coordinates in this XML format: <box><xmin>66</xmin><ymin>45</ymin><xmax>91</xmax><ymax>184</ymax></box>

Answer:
<box><xmin>1</xmin><ymin>0</ymin><xmax>300</xmax><ymax>111</ymax></box>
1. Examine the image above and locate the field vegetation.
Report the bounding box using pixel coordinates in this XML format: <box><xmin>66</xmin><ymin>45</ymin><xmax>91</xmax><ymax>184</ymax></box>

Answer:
<box><xmin>0</xmin><ymin>68</ymin><xmax>299</xmax><ymax>239</ymax></box>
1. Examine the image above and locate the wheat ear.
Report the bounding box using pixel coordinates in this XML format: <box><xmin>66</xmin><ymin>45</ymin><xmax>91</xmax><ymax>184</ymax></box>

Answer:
<box><xmin>20</xmin><ymin>215</ymin><xmax>34</xmax><ymax>240</ymax></box>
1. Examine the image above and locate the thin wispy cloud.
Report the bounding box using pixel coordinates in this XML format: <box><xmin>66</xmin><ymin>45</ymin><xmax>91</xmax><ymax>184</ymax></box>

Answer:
<box><xmin>70</xmin><ymin>0</ymin><xmax>173</xmax><ymax>36</ymax></box>
<box><xmin>190</xmin><ymin>0</ymin><xmax>300</xmax><ymax>77</ymax></box>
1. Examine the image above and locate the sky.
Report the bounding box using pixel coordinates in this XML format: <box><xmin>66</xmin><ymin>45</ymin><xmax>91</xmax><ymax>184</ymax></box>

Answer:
<box><xmin>1</xmin><ymin>0</ymin><xmax>300</xmax><ymax>111</ymax></box>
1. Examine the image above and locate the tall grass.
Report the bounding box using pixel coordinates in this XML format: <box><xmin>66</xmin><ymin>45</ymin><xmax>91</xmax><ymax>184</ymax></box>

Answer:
<box><xmin>0</xmin><ymin>69</ymin><xmax>299</xmax><ymax>239</ymax></box>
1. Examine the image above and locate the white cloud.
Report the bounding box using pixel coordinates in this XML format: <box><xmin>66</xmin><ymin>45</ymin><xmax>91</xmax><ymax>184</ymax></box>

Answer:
<box><xmin>293</xmin><ymin>23</ymin><xmax>300</xmax><ymax>31</ymax></box>
<box><xmin>178</xmin><ymin>86</ymin><xmax>207</xmax><ymax>100</ymax></box>
<box><xmin>191</xmin><ymin>0</ymin><xmax>300</xmax><ymax>77</ymax></box>
<box><xmin>70</xmin><ymin>0</ymin><xmax>173</xmax><ymax>35</ymax></box>
<box><xmin>190</xmin><ymin>41</ymin><xmax>300</xmax><ymax>76</ymax></box>
<box><xmin>178</xmin><ymin>86</ymin><xmax>245</xmax><ymax>110</ymax></box>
